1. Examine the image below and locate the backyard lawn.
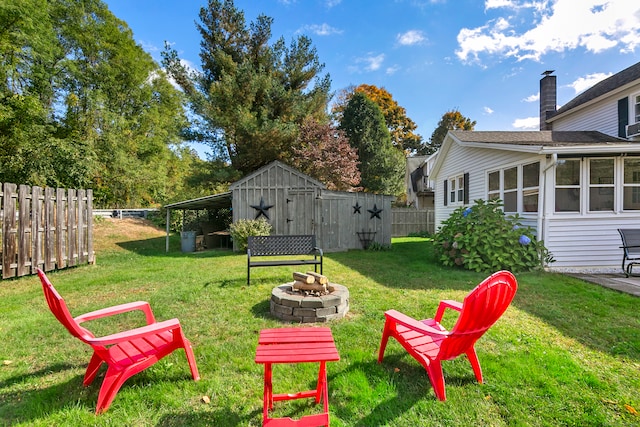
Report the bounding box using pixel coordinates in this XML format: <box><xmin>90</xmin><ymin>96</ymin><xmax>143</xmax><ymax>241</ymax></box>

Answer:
<box><xmin>1</xmin><ymin>218</ymin><xmax>639</xmax><ymax>426</ymax></box>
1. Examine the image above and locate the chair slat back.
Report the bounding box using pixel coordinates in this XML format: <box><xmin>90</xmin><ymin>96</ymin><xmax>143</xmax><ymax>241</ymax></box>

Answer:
<box><xmin>37</xmin><ymin>269</ymin><xmax>94</xmax><ymax>342</ymax></box>
<box><xmin>439</xmin><ymin>270</ymin><xmax>517</xmax><ymax>360</ymax></box>
<box><xmin>618</xmin><ymin>229</ymin><xmax>640</xmax><ymax>256</ymax></box>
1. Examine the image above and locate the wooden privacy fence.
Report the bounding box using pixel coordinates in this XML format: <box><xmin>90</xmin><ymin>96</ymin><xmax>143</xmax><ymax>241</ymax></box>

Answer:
<box><xmin>1</xmin><ymin>183</ymin><xmax>94</xmax><ymax>279</ymax></box>
<box><xmin>391</xmin><ymin>208</ymin><xmax>434</xmax><ymax>237</ymax></box>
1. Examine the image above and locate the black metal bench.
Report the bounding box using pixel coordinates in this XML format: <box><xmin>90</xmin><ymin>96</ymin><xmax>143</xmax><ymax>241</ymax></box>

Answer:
<box><xmin>618</xmin><ymin>229</ymin><xmax>640</xmax><ymax>277</ymax></box>
<box><xmin>247</xmin><ymin>235</ymin><xmax>323</xmax><ymax>285</ymax></box>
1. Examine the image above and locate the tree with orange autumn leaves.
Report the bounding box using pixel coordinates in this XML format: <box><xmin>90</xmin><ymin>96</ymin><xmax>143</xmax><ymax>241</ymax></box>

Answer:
<box><xmin>333</xmin><ymin>84</ymin><xmax>426</xmax><ymax>155</ymax></box>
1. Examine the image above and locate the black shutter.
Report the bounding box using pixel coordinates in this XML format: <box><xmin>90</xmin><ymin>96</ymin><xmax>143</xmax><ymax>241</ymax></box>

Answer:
<box><xmin>463</xmin><ymin>172</ymin><xmax>470</xmax><ymax>204</ymax></box>
<box><xmin>443</xmin><ymin>179</ymin><xmax>448</xmax><ymax>206</ymax></box>
<box><xmin>618</xmin><ymin>97</ymin><xmax>629</xmax><ymax>138</ymax></box>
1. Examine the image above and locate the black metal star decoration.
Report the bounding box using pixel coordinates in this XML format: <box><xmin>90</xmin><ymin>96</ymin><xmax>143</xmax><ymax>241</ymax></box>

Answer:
<box><xmin>250</xmin><ymin>197</ymin><xmax>274</xmax><ymax>220</ymax></box>
<box><xmin>368</xmin><ymin>204</ymin><xmax>383</xmax><ymax>219</ymax></box>
<box><xmin>353</xmin><ymin>202</ymin><xmax>362</xmax><ymax>214</ymax></box>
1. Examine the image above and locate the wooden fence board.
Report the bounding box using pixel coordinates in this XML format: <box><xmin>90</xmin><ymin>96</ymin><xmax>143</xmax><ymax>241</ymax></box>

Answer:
<box><xmin>0</xmin><ymin>183</ymin><xmax>93</xmax><ymax>280</ymax></box>
<box><xmin>3</xmin><ymin>183</ymin><xmax>17</xmax><ymax>279</ymax></box>
<box><xmin>391</xmin><ymin>209</ymin><xmax>435</xmax><ymax>237</ymax></box>
<box><xmin>44</xmin><ymin>187</ymin><xmax>55</xmax><ymax>271</ymax></box>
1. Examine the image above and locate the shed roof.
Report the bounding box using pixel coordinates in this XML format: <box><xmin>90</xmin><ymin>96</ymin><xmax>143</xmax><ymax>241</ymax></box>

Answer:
<box><xmin>164</xmin><ymin>191</ymin><xmax>232</xmax><ymax>210</ymax></box>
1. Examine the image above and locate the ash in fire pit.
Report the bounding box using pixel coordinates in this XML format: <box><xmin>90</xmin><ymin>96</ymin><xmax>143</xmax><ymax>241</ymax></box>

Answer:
<box><xmin>270</xmin><ymin>272</ymin><xmax>349</xmax><ymax>323</ymax></box>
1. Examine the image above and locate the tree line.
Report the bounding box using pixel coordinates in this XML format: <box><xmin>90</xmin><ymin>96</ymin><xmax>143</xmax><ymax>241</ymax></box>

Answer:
<box><xmin>0</xmin><ymin>0</ymin><xmax>475</xmax><ymax>208</ymax></box>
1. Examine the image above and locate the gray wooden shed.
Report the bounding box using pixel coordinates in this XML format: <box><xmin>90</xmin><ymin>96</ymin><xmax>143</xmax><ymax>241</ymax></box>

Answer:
<box><xmin>230</xmin><ymin>161</ymin><xmax>394</xmax><ymax>251</ymax></box>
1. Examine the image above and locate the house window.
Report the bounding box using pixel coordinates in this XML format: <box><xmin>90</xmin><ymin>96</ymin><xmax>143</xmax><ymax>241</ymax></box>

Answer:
<box><xmin>623</xmin><ymin>158</ymin><xmax>640</xmax><ymax>210</ymax></box>
<box><xmin>522</xmin><ymin>162</ymin><xmax>540</xmax><ymax>212</ymax></box>
<box><xmin>448</xmin><ymin>174</ymin><xmax>465</xmax><ymax>205</ymax></box>
<box><xmin>555</xmin><ymin>159</ymin><xmax>580</xmax><ymax>212</ymax></box>
<box><xmin>503</xmin><ymin>167</ymin><xmax>517</xmax><ymax>212</ymax></box>
<box><xmin>635</xmin><ymin>94</ymin><xmax>640</xmax><ymax>123</ymax></box>
<box><xmin>588</xmin><ymin>158</ymin><xmax>614</xmax><ymax>211</ymax></box>
<box><xmin>486</xmin><ymin>162</ymin><xmax>539</xmax><ymax>213</ymax></box>
<box><xmin>488</xmin><ymin>171</ymin><xmax>500</xmax><ymax>200</ymax></box>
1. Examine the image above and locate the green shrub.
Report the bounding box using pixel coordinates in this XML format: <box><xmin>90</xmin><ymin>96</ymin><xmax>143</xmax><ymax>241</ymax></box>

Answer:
<box><xmin>229</xmin><ymin>218</ymin><xmax>272</xmax><ymax>252</ymax></box>
<box><xmin>433</xmin><ymin>199</ymin><xmax>553</xmax><ymax>273</ymax></box>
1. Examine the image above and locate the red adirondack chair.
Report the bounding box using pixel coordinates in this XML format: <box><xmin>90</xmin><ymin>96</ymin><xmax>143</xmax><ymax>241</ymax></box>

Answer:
<box><xmin>378</xmin><ymin>270</ymin><xmax>517</xmax><ymax>401</ymax></box>
<box><xmin>37</xmin><ymin>268</ymin><xmax>200</xmax><ymax>413</ymax></box>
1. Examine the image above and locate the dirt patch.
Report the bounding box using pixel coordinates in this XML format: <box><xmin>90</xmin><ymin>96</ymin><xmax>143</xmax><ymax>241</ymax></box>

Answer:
<box><xmin>93</xmin><ymin>218</ymin><xmax>166</xmax><ymax>253</ymax></box>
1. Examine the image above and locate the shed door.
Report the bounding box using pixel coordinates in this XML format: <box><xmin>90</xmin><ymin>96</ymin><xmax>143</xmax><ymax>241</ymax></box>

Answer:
<box><xmin>286</xmin><ymin>189</ymin><xmax>316</xmax><ymax>235</ymax></box>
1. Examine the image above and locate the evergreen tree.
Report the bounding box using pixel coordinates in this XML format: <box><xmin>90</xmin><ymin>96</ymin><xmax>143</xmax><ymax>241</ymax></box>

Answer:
<box><xmin>339</xmin><ymin>92</ymin><xmax>404</xmax><ymax>195</ymax></box>
<box><xmin>162</xmin><ymin>0</ymin><xmax>331</xmax><ymax>175</ymax></box>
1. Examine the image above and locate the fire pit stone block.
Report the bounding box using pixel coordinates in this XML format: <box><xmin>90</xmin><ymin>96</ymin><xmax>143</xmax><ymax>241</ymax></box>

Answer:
<box><xmin>270</xmin><ymin>283</ymin><xmax>349</xmax><ymax>323</ymax></box>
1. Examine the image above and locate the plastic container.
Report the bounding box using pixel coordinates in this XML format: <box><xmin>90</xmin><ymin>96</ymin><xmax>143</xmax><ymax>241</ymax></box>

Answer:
<box><xmin>180</xmin><ymin>231</ymin><xmax>196</xmax><ymax>253</ymax></box>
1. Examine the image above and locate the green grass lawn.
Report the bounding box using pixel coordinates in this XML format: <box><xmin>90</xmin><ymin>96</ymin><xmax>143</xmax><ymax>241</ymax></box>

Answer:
<box><xmin>1</xmin><ymin>220</ymin><xmax>639</xmax><ymax>426</ymax></box>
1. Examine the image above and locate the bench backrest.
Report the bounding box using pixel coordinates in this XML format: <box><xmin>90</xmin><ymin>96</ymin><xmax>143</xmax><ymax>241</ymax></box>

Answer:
<box><xmin>619</xmin><ymin>229</ymin><xmax>640</xmax><ymax>256</ymax></box>
<box><xmin>248</xmin><ymin>235</ymin><xmax>317</xmax><ymax>256</ymax></box>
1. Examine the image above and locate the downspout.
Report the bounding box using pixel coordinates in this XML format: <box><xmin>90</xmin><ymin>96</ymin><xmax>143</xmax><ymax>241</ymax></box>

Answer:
<box><xmin>539</xmin><ymin>152</ymin><xmax>557</xmax><ymax>268</ymax></box>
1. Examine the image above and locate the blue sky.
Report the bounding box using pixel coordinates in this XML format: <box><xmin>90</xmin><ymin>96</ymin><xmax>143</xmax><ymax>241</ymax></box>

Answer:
<box><xmin>104</xmin><ymin>0</ymin><xmax>640</xmax><ymax>157</ymax></box>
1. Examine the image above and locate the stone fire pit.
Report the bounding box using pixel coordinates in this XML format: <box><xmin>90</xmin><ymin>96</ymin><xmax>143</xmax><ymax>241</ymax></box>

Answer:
<box><xmin>270</xmin><ymin>282</ymin><xmax>349</xmax><ymax>323</ymax></box>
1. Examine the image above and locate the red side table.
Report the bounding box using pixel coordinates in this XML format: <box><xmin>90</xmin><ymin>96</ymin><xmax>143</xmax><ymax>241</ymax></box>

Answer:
<box><xmin>255</xmin><ymin>327</ymin><xmax>340</xmax><ymax>427</ymax></box>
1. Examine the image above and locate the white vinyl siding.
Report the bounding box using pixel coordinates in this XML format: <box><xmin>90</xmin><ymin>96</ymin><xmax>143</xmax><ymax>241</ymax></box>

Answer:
<box><xmin>544</xmin><ymin>217</ymin><xmax>640</xmax><ymax>269</ymax></box>
<box><xmin>552</xmin><ymin>81</ymin><xmax>640</xmax><ymax>137</ymax></box>
<box><xmin>434</xmin><ymin>142</ymin><xmax>541</xmax><ymax>228</ymax></box>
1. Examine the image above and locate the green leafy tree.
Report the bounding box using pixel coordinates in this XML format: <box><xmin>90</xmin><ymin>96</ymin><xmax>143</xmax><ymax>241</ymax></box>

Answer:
<box><xmin>0</xmin><ymin>0</ymin><xmax>196</xmax><ymax>208</ymax></box>
<box><xmin>162</xmin><ymin>0</ymin><xmax>331</xmax><ymax>175</ymax></box>
<box><xmin>339</xmin><ymin>92</ymin><xmax>404</xmax><ymax>195</ymax></box>
<box><xmin>427</xmin><ymin>109</ymin><xmax>476</xmax><ymax>154</ymax></box>
<box><xmin>290</xmin><ymin>117</ymin><xmax>360</xmax><ymax>191</ymax></box>
<box><xmin>333</xmin><ymin>84</ymin><xmax>426</xmax><ymax>154</ymax></box>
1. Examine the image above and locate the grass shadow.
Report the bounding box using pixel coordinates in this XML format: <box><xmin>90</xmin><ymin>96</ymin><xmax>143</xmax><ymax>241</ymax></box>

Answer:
<box><xmin>0</xmin><ymin>363</ymin><xmax>87</xmax><ymax>424</ymax></box>
<box><xmin>328</xmin><ymin>356</ymin><xmax>438</xmax><ymax>426</ymax></box>
<box><xmin>117</xmin><ymin>236</ymin><xmax>236</xmax><ymax>258</ymax></box>
<box><xmin>155</xmin><ymin>408</ymin><xmax>261</xmax><ymax>427</ymax></box>
<box><xmin>332</xmin><ymin>238</ymin><xmax>640</xmax><ymax>362</ymax></box>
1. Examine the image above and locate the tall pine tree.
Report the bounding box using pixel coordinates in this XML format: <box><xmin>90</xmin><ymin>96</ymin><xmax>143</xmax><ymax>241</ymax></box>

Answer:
<box><xmin>339</xmin><ymin>92</ymin><xmax>404</xmax><ymax>195</ymax></box>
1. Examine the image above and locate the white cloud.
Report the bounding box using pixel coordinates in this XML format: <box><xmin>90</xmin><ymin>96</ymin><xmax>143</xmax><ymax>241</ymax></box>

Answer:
<box><xmin>457</xmin><ymin>0</ymin><xmax>640</xmax><ymax>63</ymax></box>
<box><xmin>300</xmin><ymin>23</ymin><xmax>343</xmax><ymax>36</ymax></box>
<box><xmin>484</xmin><ymin>106</ymin><xmax>494</xmax><ymax>114</ymax></box>
<box><xmin>386</xmin><ymin>65</ymin><xmax>401</xmax><ymax>75</ymax></box>
<box><xmin>512</xmin><ymin>117</ymin><xmax>539</xmax><ymax>129</ymax></box>
<box><xmin>523</xmin><ymin>92</ymin><xmax>539</xmax><ymax>102</ymax></box>
<box><xmin>352</xmin><ymin>53</ymin><xmax>385</xmax><ymax>72</ymax></box>
<box><xmin>568</xmin><ymin>72</ymin><xmax>612</xmax><ymax>94</ymax></box>
<box><xmin>485</xmin><ymin>0</ymin><xmax>515</xmax><ymax>9</ymax></box>
<box><xmin>397</xmin><ymin>30</ymin><xmax>426</xmax><ymax>46</ymax></box>
<box><xmin>325</xmin><ymin>0</ymin><xmax>341</xmax><ymax>7</ymax></box>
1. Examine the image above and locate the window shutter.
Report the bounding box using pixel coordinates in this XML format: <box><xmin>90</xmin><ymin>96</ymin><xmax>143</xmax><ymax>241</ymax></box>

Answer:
<box><xmin>443</xmin><ymin>179</ymin><xmax>448</xmax><ymax>206</ymax></box>
<box><xmin>463</xmin><ymin>173</ymin><xmax>470</xmax><ymax>204</ymax></box>
<box><xmin>618</xmin><ymin>97</ymin><xmax>629</xmax><ymax>138</ymax></box>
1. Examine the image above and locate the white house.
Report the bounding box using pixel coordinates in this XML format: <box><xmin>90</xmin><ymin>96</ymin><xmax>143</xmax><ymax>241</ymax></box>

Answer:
<box><xmin>431</xmin><ymin>62</ymin><xmax>640</xmax><ymax>271</ymax></box>
<box><xmin>405</xmin><ymin>153</ymin><xmax>437</xmax><ymax>209</ymax></box>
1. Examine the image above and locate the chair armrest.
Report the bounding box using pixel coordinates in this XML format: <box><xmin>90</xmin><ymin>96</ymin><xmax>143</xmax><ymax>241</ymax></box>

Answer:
<box><xmin>434</xmin><ymin>299</ymin><xmax>462</xmax><ymax>323</ymax></box>
<box><xmin>384</xmin><ymin>309</ymin><xmax>448</xmax><ymax>336</ymax></box>
<box><xmin>87</xmin><ymin>318</ymin><xmax>182</xmax><ymax>346</ymax></box>
<box><xmin>74</xmin><ymin>301</ymin><xmax>156</xmax><ymax>325</ymax></box>
<box><xmin>313</xmin><ymin>247</ymin><xmax>323</xmax><ymax>256</ymax></box>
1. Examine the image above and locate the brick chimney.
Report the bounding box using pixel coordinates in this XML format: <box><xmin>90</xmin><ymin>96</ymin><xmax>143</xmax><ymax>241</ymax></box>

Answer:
<box><xmin>539</xmin><ymin>70</ymin><xmax>556</xmax><ymax>130</ymax></box>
